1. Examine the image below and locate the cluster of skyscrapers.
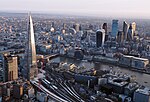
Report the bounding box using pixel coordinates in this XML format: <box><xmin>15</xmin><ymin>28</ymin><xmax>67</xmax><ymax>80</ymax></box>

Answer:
<box><xmin>0</xmin><ymin>12</ymin><xmax>150</xmax><ymax>102</ymax></box>
<box><xmin>96</xmin><ymin>20</ymin><xmax>137</xmax><ymax>48</ymax></box>
<box><xmin>113</xmin><ymin>20</ymin><xmax>137</xmax><ymax>42</ymax></box>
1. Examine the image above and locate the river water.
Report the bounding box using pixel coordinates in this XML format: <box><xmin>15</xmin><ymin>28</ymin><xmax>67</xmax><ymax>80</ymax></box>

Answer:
<box><xmin>51</xmin><ymin>56</ymin><xmax>150</xmax><ymax>87</ymax></box>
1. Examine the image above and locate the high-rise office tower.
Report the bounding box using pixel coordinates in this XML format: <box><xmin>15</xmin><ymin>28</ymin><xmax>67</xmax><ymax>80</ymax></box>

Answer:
<box><xmin>131</xmin><ymin>22</ymin><xmax>136</xmax><ymax>36</ymax></box>
<box><xmin>127</xmin><ymin>24</ymin><xmax>134</xmax><ymax>41</ymax></box>
<box><xmin>102</xmin><ymin>23</ymin><xmax>108</xmax><ymax>41</ymax></box>
<box><xmin>63</xmin><ymin>23</ymin><xmax>66</xmax><ymax>29</ymax></box>
<box><xmin>131</xmin><ymin>22</ymin><xmax>136</xmax><ymax>33</ymax></box>
<box><xmin>51</xmin><ymin>22</ymin><xmax>55</xmax><ymax>28</ymax></box>
<box><xmin>61</xmin><ymin>23</ymin><xmax>66</xmax><ymax>34</ymax></box>
<box><xmin>102</xmin><ymin>23</ymin><xmax>107</xmax><ymax>34</ymax></box>
<box><xmin>111</xmin><ymin>20</ymin><xmax>119</xmax><ymax>38</ymax></box>
<box><xmin>50</xmin><ymin>22</ymin><xmax>55</xmax><ymax>33</ymax></box>
<box><xmin>117</xmin><ymin>31</ymin><xmax>124</xmax><ymax>43</ymax></box>
<box><xmin>2</xmin><ymin>53</ymin><xmax>18</xmax><ymax>82</ymax></box>
<box><xmin>123</xmin><ymin>21</ymin><xmax>129</xmax><ymax>41</ymax></box>
<box><xmin>96</xmin><ymin>29</ymin><xmax>105</xmax><ymax>48</ymax></box>
<box><xmin>25</xmin><ymin>15</ymin><xmax>38</xmax><ymax>80</ymax></box>
<box><xmin>73</xmin><ymin>23</ymin><xmax>80</xmax><ymax>32</ymax></box>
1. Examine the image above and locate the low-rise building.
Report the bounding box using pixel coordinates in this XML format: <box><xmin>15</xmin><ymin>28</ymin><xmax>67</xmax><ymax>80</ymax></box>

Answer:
<box><xmin>133</xmin><ymin>86</ymin><xmax>150</xmax><ymax>102</ymax></box>
<box><xmin>108</xmin><ymin>78</ymin><xmax>129</xmax><ymax>94</ymax></box>
<box><xmin>124</xmin><ymin>82</ymin><xmax>139</xmax><ymax>97</ymax></box>
<box><xmin>131</xmin><ymin>57</ymin><xmax>149</xmax><ymax>69</ymax></box>
<box><xmin>119</xmin><ymin>55</ymin><xmax>132</xmax><ymax>67</ymax></box>
<box><xmin>119</xmin><ymin>55</ymin><xmax>149</xmax><ymax>69</ymax></box>
<box><xmin>13</xmin><ymin>84</ymin><xmax>23</xmax><ymax>99</ymax></box>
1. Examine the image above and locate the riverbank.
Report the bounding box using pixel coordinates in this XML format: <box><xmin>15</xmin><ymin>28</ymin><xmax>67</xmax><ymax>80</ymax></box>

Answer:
<box><xmin>59</xmin><ymin>54</ymin><xmax>150</xmax><ymax>75</ymax></box>
<box><xmin>50</xmin><ymin>56</ymin><xmax>150</xmax><ymax>87</ymax></box>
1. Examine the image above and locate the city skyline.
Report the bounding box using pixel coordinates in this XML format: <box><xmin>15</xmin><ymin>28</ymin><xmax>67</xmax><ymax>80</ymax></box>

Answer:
<box><xmin>0</xmin><ymin>0</ymin><xmax>150</xmax><ymax>19</ymax></box>
<box><xmin>0</xmin><ymin>10</ymin><xmax>150</xmax><ymax>101</ymax></box>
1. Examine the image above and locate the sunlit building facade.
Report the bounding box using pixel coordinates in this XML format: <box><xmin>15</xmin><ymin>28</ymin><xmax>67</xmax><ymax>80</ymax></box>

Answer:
<box><xmin>25</xmin><ymin>15</ymin><xmax>38</xmax><ymax>80</ymax></box>
<box><xmin>2</xmin><ymin>53</ymin><xmax>18</xmax><ymax>82</ymax></box>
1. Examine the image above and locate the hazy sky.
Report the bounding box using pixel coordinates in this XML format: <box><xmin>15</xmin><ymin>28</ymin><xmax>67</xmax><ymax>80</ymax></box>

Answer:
<box><xmin>0</xmin><ymin>0</ymin><xmax>150</xmax><ymax>18</ymax></box>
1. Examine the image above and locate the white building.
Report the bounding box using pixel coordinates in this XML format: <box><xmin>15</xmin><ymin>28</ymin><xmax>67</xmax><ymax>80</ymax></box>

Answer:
<box><xmin>119</xmin><ymin>55</ymin><xmax>149</xmax><ymax>69</ymax></box>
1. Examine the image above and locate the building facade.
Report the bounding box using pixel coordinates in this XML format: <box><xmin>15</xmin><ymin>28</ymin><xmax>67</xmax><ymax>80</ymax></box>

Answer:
<box><xmin>117</xmin><ymin>31</ymin><xmax>124</xmax><ymax>43</ymax></box>
<box><xmin>96</xmin><ymin>29</ymin><xmax>105</xmax><ymax>48</ymax></box>
<box><xmin>2</xmin><ymin>53</ymin><xmax>18</xmax><ymax>82</ymax></box>
<box><xmin>111</xmin><ymin>20</ymin><xmax>118</xmax><ymax>38</ymax></box>
<box><xmin>102</xmin><ymin>23</ymin><xmax>108</xmax><ymax>41</ymax></box>
<box><xmin>127</xmin><ymin>24</ymin><xmax>134</xmax><ymax>41</ymax></box>
<box><xmin>25</xmin><ymin>15</ymin><xmax>38</xmax><ymax>80</ymax></box>
<box><xmin>133</xmin><ymin>86</ymin><xmax>150</xmax><ymax>102</ymax></box>
<box><xmin>123</xmin><ymin>21</ymin><xmax>129</xmax><ymax>41</ymax></box>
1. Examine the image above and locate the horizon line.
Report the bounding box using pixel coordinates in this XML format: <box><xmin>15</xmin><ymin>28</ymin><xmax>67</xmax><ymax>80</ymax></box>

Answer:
<box><xmin>0</xmin><ymin>10</ymin><xmax>150</xmax><ymax>20</ymax></box>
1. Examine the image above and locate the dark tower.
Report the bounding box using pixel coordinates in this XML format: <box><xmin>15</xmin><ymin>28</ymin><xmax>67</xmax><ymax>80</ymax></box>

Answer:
<box><xmin>96</xmin><ymin>29</ymin><xmax>105</xmax><ymax>48</ymax></box>
<box><xmin>127</xmin><ymin>24</ymin><xmax>134</xmax><ymax>41</ymax></box>
<box><xmin>117</xmin><ymin>31</ymin><xmax>124</xmax><ymax>44</ymax></box>
<box><xmin>123</xmin><ymin>21</ymin><xmax>128</xmax><ymax>41</ymax></box>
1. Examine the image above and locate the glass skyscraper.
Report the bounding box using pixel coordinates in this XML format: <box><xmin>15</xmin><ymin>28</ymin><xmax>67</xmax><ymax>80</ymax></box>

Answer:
<box><xmin>132</xmin><ymin>22</ymin><xmax>136</xmax><ymax>33</ymax></box>
<box><xmin>102</xmin><ymin>23</ymin><xmax>108</xmax><ymax>41</ymax></box>
<box><xmin>127</xmin><ymin>24</ymin><xmax>134</xmax><ymax>41</ymax></box>
<box><xmin>96</xmin><ymin>29</ymin><xmax>105</xmax><ymax>48</ymax></box>
<box><xmin>111</xmin><ymin>20</ymin><xmax>118</xmax><ymax>38</ymax></box>
<box><xmin>25</xmin><ymin>15</ymin><xmax>38</xmax><ymax>80</ymax></box>
<box><xmin>123</xmin><ymin>21</ymin><xmax>129</xmax><ymax>41</ymax></box>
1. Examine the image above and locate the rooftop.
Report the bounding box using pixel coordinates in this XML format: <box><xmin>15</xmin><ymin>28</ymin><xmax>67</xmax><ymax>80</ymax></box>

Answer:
<box><xmin>135</xmin><ymin>86</ymin><xmax>150</xmax><ymax>95</ymax></box>
<box><xmin>108</xmin><ymin>78</ymin><xmax>128</xmax><ymax>87</ymax></box>
<box><xmin>125</xmin><ymin>82</ymin><xmax>139</xmax><ymax>90</ymax></box>
<box><xmin>122</xmin><ymin>55</ymin><xmax>149</xmax><ymax>61</ymax></box>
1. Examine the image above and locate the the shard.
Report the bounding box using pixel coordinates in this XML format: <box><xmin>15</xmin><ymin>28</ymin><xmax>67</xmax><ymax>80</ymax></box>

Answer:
<box><xmin>25</xmin><ymin>14</ymin><xmax>38</xmax><ymax>80</ymax></box>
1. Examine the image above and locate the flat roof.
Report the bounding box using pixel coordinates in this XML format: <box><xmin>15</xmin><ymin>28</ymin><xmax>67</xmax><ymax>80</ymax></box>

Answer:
<box><xmin>108</xmin><ymin>78</ymin><xmax>128</xmax><ymax>87</ymax></box>
<box><xmin>132</xmin><ymin>57</ymin><xmax>149</xmax><ymax>61</ymax></box>
<box><xmin>135</xmin><ymin>86</ymin><xmax>150</xmax><ymax>95</ymax></box>
<box><xmin>123</xmin><ymin>55</ymin><xmax>149</xmax><ymax>61</ymax></box>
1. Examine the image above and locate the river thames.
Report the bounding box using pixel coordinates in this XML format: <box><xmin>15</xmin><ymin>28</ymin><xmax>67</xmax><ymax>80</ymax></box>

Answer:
<box><xmin>51</xmin><ymin>56</ymin><xmax>150</xmax><ymax>87</ymax></box>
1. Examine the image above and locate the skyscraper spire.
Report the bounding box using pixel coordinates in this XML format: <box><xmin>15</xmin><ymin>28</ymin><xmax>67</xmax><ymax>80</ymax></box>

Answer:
<box><xmin>26</xmin><ymin>14</ymin><xmax>38</xmax><ymax>80</ymax></box>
